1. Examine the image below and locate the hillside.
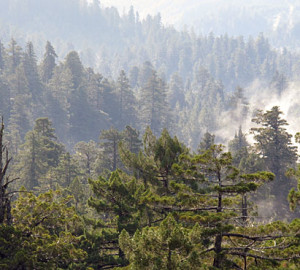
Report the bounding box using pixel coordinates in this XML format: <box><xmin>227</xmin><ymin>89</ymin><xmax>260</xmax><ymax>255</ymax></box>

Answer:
<box><xmin>100</xmin><ymin>0</ymin><xmax>300</xmax><ymax>49</ymax></box>
<box><xmin>0</xmin><ymin>2</ymin><xmax>300</xmax><ymax>269</ymax></box>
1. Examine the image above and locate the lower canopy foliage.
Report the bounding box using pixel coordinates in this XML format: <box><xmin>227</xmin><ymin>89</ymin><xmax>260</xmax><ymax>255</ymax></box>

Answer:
<box><xmin>0</xmin><ymin>124</ymin><xmax>299</xmax><ymax>269</ymax></box>
<box><xmin>86</xmin><ymin>131</ymin><xmax>299</xmax><ymax>269</ymax></box>
<box><xmin>0</xmin><ymin>189</ymin><xmax>86</xmax><ymax>269</ymax></box>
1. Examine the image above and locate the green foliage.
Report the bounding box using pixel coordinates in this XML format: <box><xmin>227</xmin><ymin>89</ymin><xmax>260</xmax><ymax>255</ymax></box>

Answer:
<box><xmin>0</xmin><ymin>118</ymin><xmax>13</xmax><ymax>226</ymax></box>
<box><xmin>12</xmin><ymin>117</ymin><xmax>64</xmax><ymax>191</ymax></box>
<box><xmin>251</xmin><ymin>106</ymin><xmax>298</xmax><ymax>216</ymax></box>
<box><xmin>139</xmin><ymin>70</ymin><xmax>171</xmax><ymax>135</ymax></box>
<box><xmin>119</xmin><ymin>215</ymin><xmax>207</xmax><ymax>270</ymax></box>
<box><xmin>2</xmin><ymin>189</ymin><xmax>86</xmax><ymax>269</ymax></box>
<box><xmin>0</xmin><ymin>225</ymin><xmax>25</xmax><ymax>269</ymax></box>
<box><xmin>96</xmin><ymin>128</ymin><xmax>124</xmax><ymax>172</ymax></box>
<box><xmin>116</xmin><ymin>70</ymin><xmax>138</xmax><ymax>129</ymax></box>
<box><xmin>1</xmin><ymin>121</ymin><xmax>299</xmax><ymax>269</ymax></box>
<box><xmin>197</xmin><ymin>131</ymin><xmax>215</xmax><ymax>153</ymax></box>
<box><xmin>286</xmin><ymin>166</ymin><xmax>300</xmax><ymax>211</ymax></box>
<box><xmin>40</xmin><ymin>41</ymin><xmax>57</xmax><ymax>83</ymax></box>
<box><xmin>74</xmin><ymin>140</ymin><xmax>98</xmax><ymax>176</ymax></box>
<box><xmin>118</xmin><ymin>140</ymin><xmax>288</xmax><ymax>269</ymax></box>
<box><xmin>47</xmin><ymin>152</ymin><xmax>81</xmax><ymax>188</ymax></box>
<box><xmin>251</xmin><ymin>106</ymin><xmax>297</xmax><ymax>177</ymax></box>
<box><xmin>0</xmin><ymin>29</ymin><xmax>299</xmax><ymax>269</ymax></box>
<box><xmin>86</xmin><ymin>170</ymin><xmax>146</xmax><ymax>268</ymax></box>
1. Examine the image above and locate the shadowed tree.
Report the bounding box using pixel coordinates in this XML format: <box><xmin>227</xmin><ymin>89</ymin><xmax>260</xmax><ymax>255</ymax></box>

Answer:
<box><xmin>40</xmin><ymin>41</ymin><xmax>57</xmax><ymax>83</ymax></box>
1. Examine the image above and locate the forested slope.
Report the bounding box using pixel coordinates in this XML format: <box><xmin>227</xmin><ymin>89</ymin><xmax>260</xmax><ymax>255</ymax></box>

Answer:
<box><xmin>0</xmin><ymin>1</ymin><xmax>300</xmax><ymax>269</ymax></box>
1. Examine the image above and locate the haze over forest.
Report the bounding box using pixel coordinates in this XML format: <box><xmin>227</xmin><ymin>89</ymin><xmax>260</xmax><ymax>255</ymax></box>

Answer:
<box><xmin>0</xmin><ymin>1</ymin><xmax>299</xmax><ymax>269</ymax></box>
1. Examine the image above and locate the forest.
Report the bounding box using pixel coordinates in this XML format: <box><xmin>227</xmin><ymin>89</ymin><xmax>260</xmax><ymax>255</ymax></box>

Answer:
<box><xmin>0</xmin><ymin>0</ymin><xmax>300</xmax><ymax>269</ymax></box>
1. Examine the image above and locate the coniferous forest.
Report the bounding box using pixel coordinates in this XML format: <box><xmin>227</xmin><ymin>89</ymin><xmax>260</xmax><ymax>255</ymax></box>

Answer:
<box><xmin>0</xmin><ymin>1</ymin><xmax>300</xmax><ymax>269</ymax></box>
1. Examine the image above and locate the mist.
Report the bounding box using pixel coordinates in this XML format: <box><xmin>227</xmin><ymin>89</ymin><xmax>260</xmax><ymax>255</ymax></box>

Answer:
<box><xmin>215</xmin><ymin>79</ymin><xmax>300</xmax><ymax>148</ymax></box>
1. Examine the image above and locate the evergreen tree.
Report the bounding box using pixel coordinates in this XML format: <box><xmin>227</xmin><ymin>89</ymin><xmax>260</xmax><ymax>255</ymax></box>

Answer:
<box><xmin>74</xmin><ymin>140</ymin><xmax>98</xmax><ymax>177</ymax></box>
<box><xmin>0</xmin><ymin>40</ymin><xmax>6</xmax><ymax>72</ymax></box>
<box><xmin>0</xmin><ymin>75</ymin><xmax>11</xmax><ymax>121</ymax></box>
<box><xmin>0</xmin><ymin>118</ymin><xmax>13</xmax><ymax>225</ymax></box>
<box><xmin>270</xmin><ymin>71</ymin><xmax>288</xmax><ymax>96</ymax></box>
<box><xmin>116</xmin><ymin>70</ymin><xmax>137</xmax><ymax>129</ymax></box>
<box><xmin>120</xmin><ymin>215</ymin><xmax>205</xmax><ymax>270</ymax></box>
<box><xmin>8</xmin><ymin>189</ymin><xmax>86</xmax><ymax>269</ymax></box>
<box><xmin>87</xmin><ymin>170</ymin><xmax>146</xmax><ymax>269</ymax></box>
<box><xmin>47</xmin><ymin>152</ymin><xmax>80</xmax><ymax>188</ymax></box>
<box><xmin>12</xmin><ymin>118</ymin><xmax>64</xmax><ymax>190</ymax></box>
<box><xmin>118</xmin><ymin>135</ymin><xmax>299</xmax><ymax>269</ymax></box>
<box><xmin>96</xmin><ymin>128</ymin><xmax>124</xmax><ymax>173</ymax></box>
<box><xmin>122</xmin><ymin>126</ymin><xmax>142</xmax><ymax>155</ymax></box>
<box><xmin>286</xmin><ymin>165</ymin><xmax>300</xmax><ymax>211</ymax></box>
<box><xmin>138</xmin><ymin>61</ymin><xmax>154</xmax><ymax>88</ymax></box>
<box><xmin>64</xmin><ymin>51</ymin><xmax>84</xmax><ymax>89</ymax></box>
<box><xmin>228</xmin><ymin>126</ymin><xmax>249</xmax><ymax>168</ymax></box>
<box><xmin>251</xmin><ymin>107</ymin><xmax>297</xmax><ymax>178</ymax></box>
<box><xmin>68</xmin><ymin>85</ymin><xmax>107</xmax><ymax>142</ymax></box>
<box><xmin>129</xmin><ymin>66</ymin><xmax>139</xmax><ymax>88</ymax></box>
<box><xmin>197</xmin><ymin>131</ymin><xmax>215</xmax><ymax>153</ymax></box>
<box><xmin>100</xmin><ymin>77</ymin><xmax>119</xmax><ymax>125</ymax></box>
<box><xmin>6</xmin><ymin>38</ymin><xmax>22</xmax><ymax>73</ymax></box>
<box><xmin>168</xmin><ymin>72</ymin><xmax>185</xmax><ymax>109</ymax></box>
<box><xmin>251</xmin><ymin>106</ymin><xmax>298</xmax><ymax>215</ymax></box>
<box><xmin>227</xmin><ymin>86</ymin><xmax>249</xmax><ymax>122</ymax></box>
<box><xmin>23</xmin><ymin>41</ymin><xmax>42</xmax><ymax>99</ymax></box>
<box><xmin>139</xmin><ymin>70</ymin><xmax>170</xmax><ymax>135</ymax></box>
<box><xmin>40</xmin><ymin>41</ymin><xmax>57</xmax><ymax>83</ymax></box>
<box><xmin>85</xmin><ymin>68</ymin><xmax>103</xmax><ymax>111</ymax></box>
<box><xmin>120</xmin><ymin>127</ymin><xmax>184</xmax><ymax>192</ymax></box>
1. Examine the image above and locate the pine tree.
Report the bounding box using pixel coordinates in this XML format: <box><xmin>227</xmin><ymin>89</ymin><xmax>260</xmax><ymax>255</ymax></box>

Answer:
<box><xmin>12</xmin><ymin>118</ymin><xmax>64</xmax><ymax>190</ymax></box>
<box><xmin>10</xmin><ymin>189</ymin><xmax>86</xmax><ymax>268</ymax></box>
<box><xmin>168</xmin><ymin>72</ymin><xmax>185</xmax><ymax>109</ymax></box>
<box><xmin>122</xmin><ymin>126</ymin><xmax>142</xmax><ymax>155</ymax></box>
<box><xmin>227</xmin><ymin>86</ymin><xmax>249</xmax><ymax>122</ymax></box>
<box><xmin>0</xmin><ymin>40</ymin><xmax>6</xmax><ymax>72</ymax></box>
<box><xmin>228</xmin><ymin>126</ymin><xmax>249</xmax><ymax>168</ymax></box>
<box><xmin>116</xmin><ymin>70</ymin><xmax>137</xmax><ymax>129</ymax></box>
<box><xmin>74</xmin><ymin>140</ymin><xmax>98</xmax><ymax>176</ymax></box>
<box><xmin>87</xmin><ymin>170</ymin><xmax>145</xmax><ymax>269</ymax></box>
<box><xmin>23</xmin><ymin>41</ymin><xmax>42</xmax><ymax>99</ymax></box>
<box><xmin>47</xmin><ymin>152</ymin><xmax>80</xmax><ymax>188</ymax></box>
<box><xmin>119</xmin><ymin>215</ymin><xmax>205</xmax><ymax>270</ymax></box>
<box><xmin>0</xmin><ymin>75</ymin><xmax>11</xmax><ymax>121</ymax></box>
<box><xmin>251</xmin><ymin>106</ymin><xmax>298</xmax><ymax>216</ymax></box>
<box><xmin>139</xmin><ymin>70</ymin><xmax>170</xmax><ymax>135</ymax></box>
<box><xmin>0</xmin><ymin>118</ymin><xmax>13</xmax><ymax>225</ymax></box>
<box><xmin>120</xmin><ymin>127</ymin><xmax>184</xmax><ymax>192</ymax></box>
<box><xmin>197</xmin><ymin>131</ymin><xmax>215</xmax><ymax>153</ymax></box>
<box><xmin>97</xmin><ymin>128</ymin><xmax>124</xmax><ymax>173</ymax></box>
<box><xmin>270</xmin><ymin>71</ymin><xmax>288</xmax><ymax>96</ymax></box>
<box><xmin>68</xmin><ymin>85</ymin><xmax>106</xmax><ymax>142</ymax></box>
<box><xmin>251</xmin><ymin>107</ymin><xmax>297</xmax><ymax>179</ymax></box>
<box><xmin>40</xmin><ymin>41</ymin><xmax>57</xmax><ymax>83</ymax></box>
<box><xmin>6</xmin><ymin>39</ymin><xmax>22</xmax><ymax>73</ymax></box>
<box><xmin>117</xmin><ymin>135</ymin><xmax>299</xmax><ymax>269</ymax></box>
<box><xmin>64</xmin><ymin>51</ymin><xmax>84</xmax><ymax>89</ymax></box>
<box><xmin>286</xmin><ymin>165</ymin><xmax>300</xmax><ymax>211</ymax></box>
<box><xmin>85</xmin><ymin>68</ymin><xmax>103</xmax><ymax>110</ymax></box>
<box><xmin>138</xmin><ymin>61</ymin><xmax>154</xmax><ymax>88</ymax></box>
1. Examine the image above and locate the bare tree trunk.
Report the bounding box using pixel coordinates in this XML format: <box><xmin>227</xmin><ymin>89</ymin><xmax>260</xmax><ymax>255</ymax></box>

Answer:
<box><xmin>0</xmin><ymin>118</ymin><xmax>13</xmax><ymax>225</ymax></box>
